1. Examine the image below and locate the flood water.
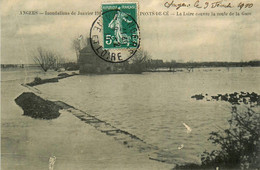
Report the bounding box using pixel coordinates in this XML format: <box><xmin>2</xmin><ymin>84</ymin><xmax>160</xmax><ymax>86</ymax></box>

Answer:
<box><xmin>1</xmin><ymin>66</ymin><xmax>58</xmax><ymax>83</ymax></box>
<box><xmin>2</xmin><ymin>67</ymin><xmax>260</xmax><ymax>165</ymax></box>
<box><xmin>34</xmin><ymin>67</ymin><xmax>260</xmax><ymax>164</ymax></box>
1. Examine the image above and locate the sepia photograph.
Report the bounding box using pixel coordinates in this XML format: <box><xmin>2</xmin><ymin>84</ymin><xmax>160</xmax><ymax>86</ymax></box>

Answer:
<box><xmin>1</xmin><ymin>0</ymin><xmax>259</xmax><ymax>169</ymax></box>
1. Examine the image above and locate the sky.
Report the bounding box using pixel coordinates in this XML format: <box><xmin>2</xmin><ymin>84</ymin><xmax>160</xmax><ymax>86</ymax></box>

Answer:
<box><xmin>1</xmin><ymin>0</ymin><xmax>260</xmax><ymax>64</ymax></box>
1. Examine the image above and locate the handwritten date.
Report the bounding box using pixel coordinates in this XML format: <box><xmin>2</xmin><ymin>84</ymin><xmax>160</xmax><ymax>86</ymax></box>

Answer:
<box><xmin>164</xmin><ymin>0</ymin><xmax>253</xmax><ymax>10</ymax></box>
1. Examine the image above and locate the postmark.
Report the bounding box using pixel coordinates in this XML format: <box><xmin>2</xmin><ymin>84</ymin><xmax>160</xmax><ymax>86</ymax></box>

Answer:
<box><xmin>90</xmin><ymin>2</ymin><xmax>140</xmax><ymax>63</ymax></box>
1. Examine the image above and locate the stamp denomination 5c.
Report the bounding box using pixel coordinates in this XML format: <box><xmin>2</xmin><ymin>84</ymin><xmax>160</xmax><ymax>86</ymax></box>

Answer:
<box><xmin>90</xmin><ymin>2</ymin><xmax>140</xmax><ymax>63</ymax></box>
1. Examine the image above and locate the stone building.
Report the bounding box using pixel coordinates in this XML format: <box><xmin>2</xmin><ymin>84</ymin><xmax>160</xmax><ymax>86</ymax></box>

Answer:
<box><xmin>78</xmin><ymin>43</ymin><xmax>117</xmax><ymax>74</ymax></box>
<box><xmin>78</xmin><ymin>39</ymin><xmax>142</xmax><ymax>74</ymax></box>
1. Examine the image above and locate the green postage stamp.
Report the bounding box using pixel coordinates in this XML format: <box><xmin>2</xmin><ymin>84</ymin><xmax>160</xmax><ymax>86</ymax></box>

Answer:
<box><xmin>90</xmin><ymin>2</ymin><xmax>140</xmax><ymax>63</ymax></box>
<box><xmin>102</xmin><ymin>3</ymin><xmax>138</xmax><ymax>49</ymax></box>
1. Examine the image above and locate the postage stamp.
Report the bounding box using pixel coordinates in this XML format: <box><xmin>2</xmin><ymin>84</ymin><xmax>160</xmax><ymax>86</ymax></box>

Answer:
<box><xmin>102</xmin><ymin>3</ymin><xmax>138</xmax><ymax>49</ymax></box>
<box><xmin>90</xmin><ymin>2</ymin><xmax>140</xmax><ymax>63</ymax></box>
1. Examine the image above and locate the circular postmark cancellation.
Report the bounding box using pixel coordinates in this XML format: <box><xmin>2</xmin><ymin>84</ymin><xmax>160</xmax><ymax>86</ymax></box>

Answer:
<box><xmin>90</xmin><ymin>9</ymin><xmax>140</xmax><ymax>63</ymax></box>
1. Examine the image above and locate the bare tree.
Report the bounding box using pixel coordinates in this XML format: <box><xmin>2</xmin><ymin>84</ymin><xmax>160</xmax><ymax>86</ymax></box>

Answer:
<box><xmin>129</xmin><ymin>50</ymin><xmax>151</xmax><ymax>73</ymax></box>
<box><xmin>54</xmin><ymin>55</ymin><xmax>67</xmax><ymax>70</ymax></box>
<box><xmin>72</xmin><ymin>35</ymin><xmax>88</xmax><ymax>63</ymax></box>
<box><xmin>72</xmin><ymin>39</ymin><xmax>80</xmax><ymax>63</ymax></box>
<box><xmin>130</xmin><ymin>50</ymin><xmax>150</xmax><ymax>64</ymax></box>
<box><xmin>33</xmin><ymin>47</ymin><xmax>57</xmax><ymax>72</ymax></box>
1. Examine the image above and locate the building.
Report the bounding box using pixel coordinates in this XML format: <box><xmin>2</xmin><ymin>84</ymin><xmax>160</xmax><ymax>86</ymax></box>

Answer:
<box><xmin>78</xmin><ymin>43</ymin><xmax>117</xmax><ymax>74</ymax></box>
<box><xmin>78</xmin><ymin>39</ymin><xmax>144</xmax><ymax>74</ymax></box>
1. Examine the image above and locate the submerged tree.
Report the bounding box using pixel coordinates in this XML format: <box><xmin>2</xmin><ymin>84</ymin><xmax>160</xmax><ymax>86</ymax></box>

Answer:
<box><xmin>33</xmin><ymin>47</ymin><xmax>57</xmax><ymax>72</ymax></box>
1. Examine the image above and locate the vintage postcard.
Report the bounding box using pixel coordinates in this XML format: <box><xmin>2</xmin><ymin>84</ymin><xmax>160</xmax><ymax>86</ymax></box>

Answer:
<box><xmin>1</xmin><ymin>0</ymin><xmax>259</xmax><ymax>169</ymax></box>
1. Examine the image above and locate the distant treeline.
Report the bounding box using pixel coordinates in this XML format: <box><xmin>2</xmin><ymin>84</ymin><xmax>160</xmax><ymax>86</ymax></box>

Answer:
<box><xmin>1</xmin><ymin>64</ymin><xmax>25</xmax><ymax>68</ymax></box>
<box><xmin>174</xmin><ymin>61</ymin><xmax>260</xmax><ymax>68</ymax></box>
<box><xmin>1</xmin><ymin>64</ymin><xmax>42</xmax><ymax>69</ymax></box>
<box><xmin>1</xmin><ymin>63</ymin><xmax>79</xmax><ymax>71</ymax></box>
<box><xmin>145</xmin><ymin>60</ymin><xmax>260</xmax><ymax>69</ymax></box>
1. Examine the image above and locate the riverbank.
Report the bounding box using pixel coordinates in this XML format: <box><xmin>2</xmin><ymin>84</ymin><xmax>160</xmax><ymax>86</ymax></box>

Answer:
<box><xmin>1</xmin><ymin>75</ymin><xmax>173</xmax><ymax>170</ymax></box>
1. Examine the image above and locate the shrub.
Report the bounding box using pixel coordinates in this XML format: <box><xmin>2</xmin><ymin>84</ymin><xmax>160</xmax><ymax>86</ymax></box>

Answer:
<box><xmin>15</xmin><ymin>92</ymin><xmax>61</xmax><ymax>119</ymax></box>
<box><xmin>34</xmin><ymin>77</ymin><xmax>42</xmax><ymax>83</ymax></box>
<box><xmin>62</xmin><ymin>62</ymin><xmax>79</xmax><ymax>71</ymax></box>
<box><xmin>201</xmin><ymin>106</ymin><xmax>260</xmax><ymax>169</ymax></box>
